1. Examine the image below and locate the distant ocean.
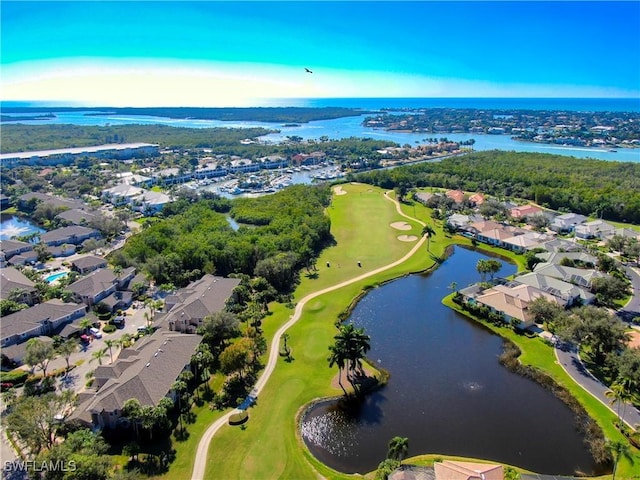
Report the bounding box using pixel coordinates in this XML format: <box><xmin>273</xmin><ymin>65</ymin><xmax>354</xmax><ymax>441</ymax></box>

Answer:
<box><xmin>3</xmin><ymin>97</ymin><xmax>640</xmax><ymax>112</ymax></box>
<box><xmin>259</xmin><ymin>97</ymin><xmax>640</xmax><ymax>112</ymax></box>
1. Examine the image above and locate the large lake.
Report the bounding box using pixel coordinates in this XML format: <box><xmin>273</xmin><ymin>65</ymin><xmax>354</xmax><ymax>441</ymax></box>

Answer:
<box><xmin>300</xmin><ymin>247</ymin><xmax>601</xmax><ymax>476</ymax></box>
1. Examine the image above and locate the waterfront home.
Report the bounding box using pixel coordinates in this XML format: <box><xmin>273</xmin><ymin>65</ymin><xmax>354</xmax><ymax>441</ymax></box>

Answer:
<box><xmin>0</xmin><ymin>267</ymin><xmax>38</xmax><ymax>305</ymax></box>
<box><xmin>501</xmin><ymin>231</ymin><xmax>551</xmax><ymax>253</ymax></box>
<box><xmin>163</xmin><ymin>274</ymin><xmax>241</xmax><ymax>333</ymax></box>
<box><xmin>56</xmin><ymin>208</ymin><xmax>100</xmax><ymax>227</ymax></box>
<box><xmin>549</xmin><ymin>212</ymin><xmax>587</xmax><ymax>233</ymax></box>
<box><xmin>70</xmin><ymin>329</ymin><xmax>202</xmax><ymax>429</ymax></box>
<box><xmin>1</xmin><ymin>299</ymin><xmax>86</xmax><ymax>349</ymax></box>
<box><xmin>474</xmin><ymin>284</ymin><xmax>561</xmax><ymax>330</ymax></box>
<box><xmin>40</xmin><ymin>225</ymin><xmax>101</xmax><ymax>247</ymax></box>
<box><xmin>433</xmin><ymin>460</ymin><xmax>503</xmax><ymax>480</ymax></box>
<box><xmin>574</xmin><ymin>220</ymin><xmax>615</xmax><ymax>240</ymax></box>
<box><xmin>510</xmin><ymin>272</ymin><xmax>595</xmax><ymax>306</ymax></box>
<box><xmin>0</xmin><ymin>239</ymin><xmax>35</xmax><ymax>266</ymax></box>
<box><xmin>18</xmin><ymin>192</ymin><xmax>84</xmax><ymax>211</ymax></box>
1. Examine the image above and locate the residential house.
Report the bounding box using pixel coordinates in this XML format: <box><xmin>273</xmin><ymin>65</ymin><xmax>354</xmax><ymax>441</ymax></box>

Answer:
<box><xmin>0</xmin><ymin>239</ymin><xmax>36</xmax><ymax>266</ymax></box>
<box><xmin>68</xmin><ymin>267</ymin><xmax>135</xmax><ymax>307</ymax></box>
<box><xmin>1</xmin><ymin>299</ymin><xmax>86</xmax><ymax>348</ymax></box>
<box><xmin>468</xmin><ymin>193</ymin><xmax>485</xmax><ymax>206</ymax></box>
<box><xmin>71</xmin><ymin>255</ymin><xmax>108</xmax><ymax>274</ymax></box>
<box><xmin>18</xmin><ymin>192</ymin><xmax>84</xmax><ymax>211</ymax></box>
<box><xmin>132</xmin><ymin>190</ymin><xmax>173</xmax><ymax>215</ymax></box>
<box><xmin>445</xmin><ymin>189</ymin><xmax>466</xmax><ymax>204</ymax></box>
<box><xmin>502</xmin><ymin>231</ymin><xmax>551</xmax><ymax>253</ymax></box>
<box><xmin>510</xmin><ymin>204</ymin><xmax>544</xmax><ymax>220</ymax></box>
<box><xmin>414</xmin><ymin>192</ymin><xmax>439</xmax><ymax>205</ymax></box>
<box><xmin>70</xmin><ymin>329</ymin><xmax>202</xmax><ymax>429</ymax></box>
<box><xmin>56</xmin><ymin>208</ymin><xmax>100</xmax><ymax>226</ymax></box>
<box><xmin>163</xmin><ymin>275</ymin><xmax>241</xmax><ymax>333</ymax></box>
<box><xmin>535</xmin><ymin>251</ymin><xmax>598</xmax><ymax>267</ymax></box>
<box><xmin>540</xmin><ymin>238</ymin><xmax>583</xmax><ymax>253</ymax></box>
<box><xmin>608</xmin><ymin>227</ymin><xmax>640</xmax><ymax>242</ymax></box>
<box><xmin>511</xmin><ymin>272</ymin><xmax>594</xmax><ymax>306</ymax></box>
<box><xmin>40</xmin><ymin>226</ymin><xmax>101</xmax><ymax>247</ymax></box>
<box><xmin>0</xmin><ymin>267</ymin><xmax>38</xmax><ymax>305</ymax></box>
<box><xmin>574</xmin><ymin>220</ymin><xmax>615</xmax><ymax>240</ymax></box>
<box><xmin>102</xmin><ymin>184</ymin><xmax>144</xmax><ymax>206</ymax></box>
<box><xmin>46</xmin><ymin>244</ymin><xmax>77</xmax><ymax>258</ymax></box>
<box><xmin>433</xmin><ymin>461</ymin><xmax>503</xmax><ymax>480</ymax></box>
<box><xmin>549</xmin><ymin>212</ymin><xmax>587</xmax><ymax>233</ymax></box>
<box><xmin>533</xmin><ymin>262</ymin><xmax>607</xmax><ymax>288</ymax></box>
<box><xmin>475</xmin><ymin>284</ymin><xmax>561</xmax><ymax>329</ymax></box>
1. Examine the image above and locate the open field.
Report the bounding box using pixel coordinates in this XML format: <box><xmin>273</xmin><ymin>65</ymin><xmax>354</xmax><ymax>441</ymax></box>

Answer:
<box><xmin>158</xmin><ymin>183</ymin><xmax>638</xmax><ymax>480</ymax></box>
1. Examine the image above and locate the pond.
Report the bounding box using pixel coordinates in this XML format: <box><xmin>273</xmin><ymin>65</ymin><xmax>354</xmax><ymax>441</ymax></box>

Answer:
<box><xmin>0</xmin><ymin>214</ymin><xmax>45</xmax><ymax>241</ymax></box>
<box><xmin>300</xmin><ymin>247</ymin><xmax>601</xmax><ymax>476</ymax></box>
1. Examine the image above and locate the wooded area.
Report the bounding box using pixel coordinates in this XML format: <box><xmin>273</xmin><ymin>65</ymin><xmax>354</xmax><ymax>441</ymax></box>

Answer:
<box><xmin>110</xmin><ymin>185</ymin><xmax>333</xmax><ymax>292</ymax></box>
<box><xmin>351</xmin><ymin>150</ymin><xmax>640</xmax><ymax>224</ymax></box>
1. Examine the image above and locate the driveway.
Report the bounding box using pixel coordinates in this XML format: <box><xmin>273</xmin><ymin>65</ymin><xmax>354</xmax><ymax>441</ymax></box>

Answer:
<box><xmin>618</xmin><ymin>265</ymin><xmax>640</xmax><ymax>323</ymax></box>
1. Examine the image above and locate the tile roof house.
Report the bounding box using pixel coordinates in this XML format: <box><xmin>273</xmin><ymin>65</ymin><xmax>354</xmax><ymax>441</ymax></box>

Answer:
<box><xmin>574</xmin><ymin>220</ymin><xmax>615</xmax><ymax>240</ymax></box>
<box><xmin>510</xmin><ymin>204</ymin><xmax>544</xmax><ymax>219</ymax></box>
<box><xmin>535</xmin><ymin>251</ymin><xmax>598</xmax><ymax>267</ymax></box>
<box><xmin>40</xmin><ymin>226</ymin><xmax>101</xmax><ymax>247</ymax></box>
<box><xmin>445</xmin><ymin>189</ymin><xmax>466</xmax><ymax>204</ymax></box>
<box><xmin>474</xmin><ymin>284</ymin><xmax>561</xmax><ymax>329</ymax></box>
<box><xmin>70</xmin><ymin>329</ymin><xmax>202</xmax><ymax>429</ymax></box>
<box><xmin>164</xmin><ymin>275</ymin><xmax>241</xmax><ymax>333</ymax></box>
<box><xmin>539</xmin><ymin>238</ymin><xmax>583</xmax><ymax>253</ymax></box>
<box><xmin>434</xmin><ymin>460</ymin><xmax>503</xmax><ymax>480</ymax></box>
<box><xmin>502</xmin><ymin>231</ymin><xmax>551</xmax><ymax>253</ymax></box>
<box><xmin>468</xmin><ymin>193</ymin><xmax>485</xmax><ymax>206</ymax></box>
<box><xmin>1</xmin><ymin>299</ymin><xmax>86</xmax><ymax>348</ymax></box>
<box><xmin>0</xmin><ymin>267</ymin><xmax>39</xmax><ymax>305</ymax></box>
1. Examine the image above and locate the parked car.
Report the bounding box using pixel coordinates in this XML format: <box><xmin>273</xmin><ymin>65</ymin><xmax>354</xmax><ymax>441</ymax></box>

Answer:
<box><xmin>89</xmin><ymin>327</ymin><xmax>102</xmax><ymax>339</ymax></box>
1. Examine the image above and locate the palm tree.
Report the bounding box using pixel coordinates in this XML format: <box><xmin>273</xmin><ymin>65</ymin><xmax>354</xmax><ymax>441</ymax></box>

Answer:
<box><xmin>387</xmin><ymin>436</ymin><xmax>409</xmax><ymax>462</ymax></box>
<box><xmin>605</xmin><ymin>380</ymin><xmax>633</xmax><ymax>428</ymax></box>
<box><xmin>328</xmin><ymin>343</ymin><xmax>348</xmax><ymax>396</ymax></box>
<box><xmin>122</xmin><ymin>398</ymin><xmax>143</xmax><ymax>441</ymax></box>
<box><xmin>329</xmin><ymin>323</ymin><xmax>371</xmax><ymax>394</ymax></box>
<box><xmin>476</xmin><ymin>259</ymin><xmax>490</xmax><ymax>282</ymax></box>
<box><xmin>104</xmin><ymin>339</ymin><xmax>116</xmax><ymax>363</ymax></box>
<box><xmin>91</xmin><ymin>348</ymin><xmax>108</xmax><ymax>366</ymax></box>
<box><xmin>421</xmin><ymin>225</ymin><xmax>436</xmax><ymax>252</ymax></box>
<box><xmin>79</xmin><ymin>318</ymin><xmax>93</xmax><ymax>335</ymax></box>
<box><xmin>607</xmin><ymin>440</ymin><xmax>633</xmax><ymax>480</ymax></box>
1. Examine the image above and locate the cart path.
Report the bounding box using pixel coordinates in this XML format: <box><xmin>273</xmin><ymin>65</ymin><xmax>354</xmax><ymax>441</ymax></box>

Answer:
<box><xmin>190</xmin><ymin>191</ymin><xmax>427</xmax><ymax>479</ymax></box>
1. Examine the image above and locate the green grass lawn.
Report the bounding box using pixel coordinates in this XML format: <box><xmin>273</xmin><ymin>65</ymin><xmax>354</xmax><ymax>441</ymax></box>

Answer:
<box><xmin>158</xmin><ymin>183</ymin><xmax>638</xmax><ymax>480</ymax></box>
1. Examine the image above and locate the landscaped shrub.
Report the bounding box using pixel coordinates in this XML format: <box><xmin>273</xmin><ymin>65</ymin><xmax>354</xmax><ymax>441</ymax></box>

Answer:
<box><xmin>102</xmin><ymin>324</ymin><xmax>117</xmax><ymax>334</ymax></box>
<box><xmin>0</xmin><ymin>369</ymin><xmax>29</xmax><ymax>385</ymax></box>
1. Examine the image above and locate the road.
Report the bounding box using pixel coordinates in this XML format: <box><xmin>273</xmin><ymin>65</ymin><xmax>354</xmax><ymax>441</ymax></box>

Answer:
<box><xmin>618</xmin><ymin>265</ymin><xmax>640</xmax><ymax>322</ymax></box>
<box><xmin>555</xmin><ymin>343</ymin><xmax>640</xmax><ymax>429</ymax></box>
<box><xmin>190</xmin><ymin>191</ymin><xmax>426</xmax><ymax>480</ymax></box>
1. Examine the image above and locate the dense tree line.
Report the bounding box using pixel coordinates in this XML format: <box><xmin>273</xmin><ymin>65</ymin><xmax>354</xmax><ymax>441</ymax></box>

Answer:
<box><xmin>111</xmin><ymin>185</ymin><xmax>332</xmax><ymax>293</ymax></box>
<box><xmin>352</xmin><ymin>150</ymin><xmax>640</xmax><ymax>223</ymax></box>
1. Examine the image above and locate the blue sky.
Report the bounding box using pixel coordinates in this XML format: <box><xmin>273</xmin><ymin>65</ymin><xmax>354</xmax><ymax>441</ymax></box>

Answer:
<box><xmin>2</xmin><ymin>1</ymin><xmax>639</xmax><ymax>106</ymax></box>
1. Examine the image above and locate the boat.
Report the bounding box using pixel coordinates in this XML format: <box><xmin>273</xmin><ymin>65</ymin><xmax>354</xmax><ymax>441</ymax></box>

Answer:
<box><xmin>607</xmin><ymin>149</ymin><xmax>617</xmax><ymax>152</ymax></box>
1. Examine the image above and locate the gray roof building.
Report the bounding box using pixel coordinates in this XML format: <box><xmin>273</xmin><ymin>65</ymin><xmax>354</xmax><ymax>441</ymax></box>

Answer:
<box><xmin>71</xmin><ymin>329</ymin><xmax>202</xmax><ymax>429</ymax></box>
<box><xmin>1</xmin><ymin>299</ymin><xmax>86</xmax><ymax>348</ymax></box>
<box><xmin>0</xmin><ymin>267</ymin><xmax>38</xmax><ymax>305</ymax></box>
<box><xmin>164</xmin><ymin>274</ymin><xmax>241</xmax><ymax>333</ymax></box>
<box><xmin>40</xmin><ymin>226</ymin><xmax>100</xmax><ymax>247</ymax></box>
<box><xmin>71</xmin><ymin>255</ymin><xmax>108</xmax><ymax>274</ymax></box>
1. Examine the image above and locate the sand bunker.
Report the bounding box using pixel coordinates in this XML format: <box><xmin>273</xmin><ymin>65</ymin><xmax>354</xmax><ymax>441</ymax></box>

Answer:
<box><xmin>397</xmin><ymin>235</ymin><xmax>418</xmax><ymax>242</ymax></box>
<box><xmin>390</xmin><ymin>222</ymin><xmax>412</xmax><ymax>231</ymax></box>
<box><xmin>333</xmin><ymin>186</ymin><xmax>347</xmax><ymax>196</ymax></box>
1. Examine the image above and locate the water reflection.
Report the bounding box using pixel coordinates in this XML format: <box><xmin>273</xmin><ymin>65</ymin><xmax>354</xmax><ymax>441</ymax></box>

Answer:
<box><xmin>301</xmin><ymin>247</ymin><xmax>601</xmax><ymax>476</ymax></box>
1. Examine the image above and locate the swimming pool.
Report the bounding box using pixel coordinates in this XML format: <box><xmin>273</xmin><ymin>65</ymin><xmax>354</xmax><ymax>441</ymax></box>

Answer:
<box><xmin>45</xmin><ymin>271</ymin><xmax>69</xmax><ymax>283</ymax></box>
